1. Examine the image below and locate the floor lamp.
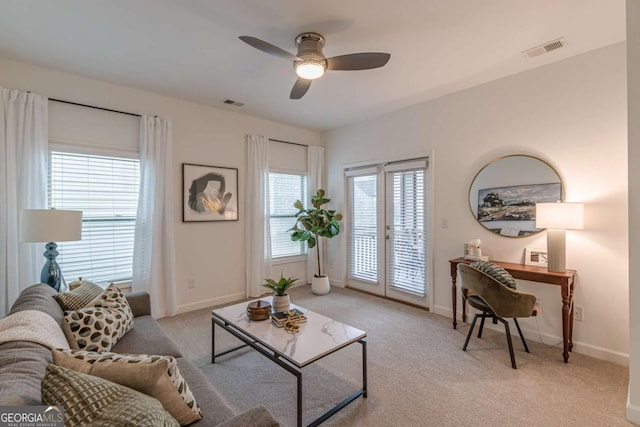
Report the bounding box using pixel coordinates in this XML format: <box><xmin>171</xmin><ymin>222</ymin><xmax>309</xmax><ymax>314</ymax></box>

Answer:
<box><xmin>535</xmin><ymin>202</ymin><xmax>584</xmax><ymax>273</ymax></box>
<box><xmin>20</xmin><ymin>209</ymin><xmax>82</xmax><ymax>292</ymax></box>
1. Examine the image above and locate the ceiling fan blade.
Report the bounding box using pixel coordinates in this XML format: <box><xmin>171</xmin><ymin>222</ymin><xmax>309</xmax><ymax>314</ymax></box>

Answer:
<box><xmin>290</xmin><ymin>78</ymin><xmax>312</xmax><ymax>99</ymax></box>
<box><xmin>325</xmin><ymin>52</ymin><xmax>391</xmax><ymax>70</ymax></box>
<box><xmin>239</xmin><ymin>36</ymin><xmax>300</xmax><ymax>61</ymax></box>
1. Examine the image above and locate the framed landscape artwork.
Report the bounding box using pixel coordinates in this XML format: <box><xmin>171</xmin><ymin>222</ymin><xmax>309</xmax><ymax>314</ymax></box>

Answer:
<box><xmin>182</xmin><ymin>163</ymin><xmax>238</xmax><ymax>222</ymax></box>
<box><xmin>477</xmin><ymin>182</ymin><xmax>562</xmax><ymax>236</ymax></box>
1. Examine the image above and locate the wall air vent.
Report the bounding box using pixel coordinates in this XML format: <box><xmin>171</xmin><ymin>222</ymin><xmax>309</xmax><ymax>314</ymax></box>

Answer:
<box><xmin>522</xmin><ymin>37</ymin><xmax>566</xmax><ymax>59</ymax></box>
<box><xmin>222</xmin><ymin>99</ymin><xmax>245</xmax><ymax>107</ymax></box>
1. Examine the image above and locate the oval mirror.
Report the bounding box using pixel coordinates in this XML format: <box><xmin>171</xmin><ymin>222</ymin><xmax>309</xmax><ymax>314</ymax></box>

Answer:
<box><xmin>469</xmin><ymin>155</ymin><xmax>563</xmax><ymax>237</ymax></box>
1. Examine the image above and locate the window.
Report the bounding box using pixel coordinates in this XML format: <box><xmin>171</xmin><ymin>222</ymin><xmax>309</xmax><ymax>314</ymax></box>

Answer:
<box><xmin>268</xmin><ymin>173</ymin><xmax>307</xmax><ymax>259</ymax></box>
<box><xmin>48</xmin><ymin>151</ymin><xmax>140</xmax><ymax>284</ymax></box>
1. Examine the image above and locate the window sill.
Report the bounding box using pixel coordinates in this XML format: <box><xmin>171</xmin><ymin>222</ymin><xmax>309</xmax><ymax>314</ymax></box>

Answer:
<box><xmin>272</xmin><ymin>255</ymin><xmax>307</xmax><ymax>265</ymax></box>
<box><xmin>99</xmin><ymin>281</ymin><xmax>132</xmax><ymax>293</ymax></box>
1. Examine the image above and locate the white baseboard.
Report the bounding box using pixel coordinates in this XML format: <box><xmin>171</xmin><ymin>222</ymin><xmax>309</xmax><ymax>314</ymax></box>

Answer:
<box><xmin>329</xmin><ymin>278</ymin><xmax>345</xmax><ymax>288</ymax></box>
<box><xmin>176</xmin><ymin>292</ymin><xmax>245</xmax><ymax>315</ymax></box>
<box><xmin>628</xmin><ymin>391</ymin><xmax>640</xmax><ymax>424</ymax></box>
<box><xmin>433</xmin><ymin>305</ymin><xmax>453</xmax><ymax>318</ymax></box>
<box><xmin>432</xmin><ymin>305</ymin><xmax>629</xmax><ymax>366</ymax></box>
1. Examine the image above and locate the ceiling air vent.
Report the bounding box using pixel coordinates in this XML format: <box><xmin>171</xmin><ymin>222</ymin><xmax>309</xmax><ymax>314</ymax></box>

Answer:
<box><xmin>222</xmin><ymin>99</ymin><xmax>244</xmax><ymax>107</ymax></box>
<box><xmin>522</xmin><ymin>37</ymin><xmax>566</xmax><ymax>59</ymax></box>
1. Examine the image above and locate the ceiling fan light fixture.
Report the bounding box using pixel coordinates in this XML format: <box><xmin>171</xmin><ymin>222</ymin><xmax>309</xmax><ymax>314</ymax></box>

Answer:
<box><xmin>295</xmin><ymin>61</ymin><xmax>325</xmax><ymax>80</ymax></box>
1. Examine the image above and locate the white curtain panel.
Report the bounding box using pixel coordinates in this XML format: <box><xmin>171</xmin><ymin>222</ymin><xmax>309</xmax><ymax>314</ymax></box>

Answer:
<box><xmin>245</xmin><ymin>135</ymin><xmax>272</xmax><ymax>297</ymax></box>
<box><xmin>133</xmin><ymin>116</ymin><xmax>177</xmax><ymax>318</ymax></box>
<box><xmin>307</xmin><ymin>145</ymin><xmax>326</xmax><ymax>281</ymax></box>
<box><xmin>0</xmin><ymin>88</ymin><xmax>47</xmax><ymax>316</ymax></box>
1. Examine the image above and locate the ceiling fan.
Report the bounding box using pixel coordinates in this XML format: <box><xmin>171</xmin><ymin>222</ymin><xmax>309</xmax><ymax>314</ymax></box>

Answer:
<box><xmin>239</xmin><ymin>32</ymin><xmax>391</xmax><ymax>99</ymax></box>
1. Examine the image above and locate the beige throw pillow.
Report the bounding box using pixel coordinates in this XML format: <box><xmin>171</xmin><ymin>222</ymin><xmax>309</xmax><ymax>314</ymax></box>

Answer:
<box><xmin>41</xmin><ymin>363</ymin><xmax>179</xmax><ymax>427</ymax></box>
<box><xmin>62</xmin><ymin>284</ymin><xmax>134</xmax><ymax>352</ymax></box>
<box><xmin>53</xmin><ymin>349</ymin><xmax>202</xmax><ymax>426</ymax></box>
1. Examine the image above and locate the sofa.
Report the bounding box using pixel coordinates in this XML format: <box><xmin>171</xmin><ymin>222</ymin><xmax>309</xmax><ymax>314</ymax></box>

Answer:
<box><xmin>0</xmin><ymin>284</ymin><xmax>279</xmax><ymax>427</ymax></box>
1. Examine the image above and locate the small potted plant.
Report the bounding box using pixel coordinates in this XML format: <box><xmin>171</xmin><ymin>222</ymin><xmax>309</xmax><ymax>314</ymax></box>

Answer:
<box><xmin>262</xmin><ymin>274</ymin><xmax>298</xmax><ymax>313</ymax></box>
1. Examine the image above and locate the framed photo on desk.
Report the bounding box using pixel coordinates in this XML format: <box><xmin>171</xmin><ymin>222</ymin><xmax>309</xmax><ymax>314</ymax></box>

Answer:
<box><xmin>524</xmin><ymin>247</ymin><xmax>548</xmax><ymax>267</ymax></box>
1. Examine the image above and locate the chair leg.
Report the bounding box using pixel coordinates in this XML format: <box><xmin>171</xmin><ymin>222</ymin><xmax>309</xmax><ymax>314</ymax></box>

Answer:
<box><xmin>513</xmin><ymin>318</ymin><xmax>530</xmax><ymax>353</ymax></box>
<box><xmin>497</xmin><ymin>317</ymin><xmax>517</xmax><ymax>369</ymax></box>
<box><xmin>477</xmin><ymin>312</ymin><xmax>487</xmax><ymax>338</ymax></box>
<box><xmin>463</xmin><ymin>313</ymin><xmax>479</xmax><ymax>351</ymax></box>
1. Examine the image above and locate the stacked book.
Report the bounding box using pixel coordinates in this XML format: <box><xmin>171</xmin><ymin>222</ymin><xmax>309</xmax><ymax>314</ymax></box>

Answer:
<box><xmin>271</xmin><ymin>308</ymin><xmax>307</xmax><ymax>328</ymax></box>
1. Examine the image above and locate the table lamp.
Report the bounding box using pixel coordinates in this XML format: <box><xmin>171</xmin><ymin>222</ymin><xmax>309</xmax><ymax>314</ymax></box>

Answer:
<box><xmin>535</xmin><ymin>202</ymin><xmax>584</xmax><ymax>273</ymax></box>
<box><xmin>20</xmin><ymin>209</ymin><xmax>82</xmax><ymax>292</ymax></box>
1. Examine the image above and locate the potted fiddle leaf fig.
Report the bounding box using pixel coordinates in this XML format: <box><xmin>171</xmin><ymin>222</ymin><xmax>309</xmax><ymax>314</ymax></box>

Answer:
<box><xmin>290</xmin><ymin>189</ymin><xmax>343</xmax><ymax>295</ymax></box>
<box><xmin>262</xmin><ymin>274</ymin><xmax>298</xmax><ymax>313</ymax></box>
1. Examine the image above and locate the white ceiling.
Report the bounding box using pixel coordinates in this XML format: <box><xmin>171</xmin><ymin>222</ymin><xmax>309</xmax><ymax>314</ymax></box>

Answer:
<box><xmin>0</xmin><ymin>1</ymin><xmax>626</xmax><ymax>130</ymax></box>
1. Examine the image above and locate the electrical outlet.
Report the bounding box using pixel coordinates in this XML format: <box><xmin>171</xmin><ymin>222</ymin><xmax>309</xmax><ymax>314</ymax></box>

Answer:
<box><xmin>535</xmin><ymin>299</ymin><xmax>543</xmax><ymax>314</ymax></box>
<box><xmin>187</xmin><ymin>278</ymin><xmax>196</xmax><ymax>289</ymax></box>
<box><xmin>574</xmin><ymin>306</ymin><xmax>584</xmax><ymax>322</ymax></box>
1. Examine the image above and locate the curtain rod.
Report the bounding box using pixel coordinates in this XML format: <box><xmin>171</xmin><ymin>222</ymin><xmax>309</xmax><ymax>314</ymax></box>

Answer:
<box><xmin>268</xmin><ymin>138</ymin><xmax>307</xmax><ymax>148</ymax></box>
<box><xmin>49</xmin><ymin>98</ymin><xmax>142</xmax><ymax>118</ymax></box>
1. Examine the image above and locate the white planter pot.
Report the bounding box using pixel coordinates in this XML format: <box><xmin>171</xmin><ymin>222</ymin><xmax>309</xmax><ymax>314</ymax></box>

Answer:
<box><xmin>311</xmin><ymin>276</ymin><xmax>330</xmax><ymax>295</ymax></box>
<box><xmin>272</xmin><ymin>294</ymin><xmax>290</xmax><ymax>313</ymax></box>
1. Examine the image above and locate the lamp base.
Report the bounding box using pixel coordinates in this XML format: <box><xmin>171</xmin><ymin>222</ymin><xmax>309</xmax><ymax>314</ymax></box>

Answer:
<box><xmin>546</xmin><ymin>229</ymin><xmax>566</xmax><ymax>273</ymax></box>
<box><xmin>41</xmin><ymin>242</ymin><xmax>62</xmax><ymax>292</ymax></box>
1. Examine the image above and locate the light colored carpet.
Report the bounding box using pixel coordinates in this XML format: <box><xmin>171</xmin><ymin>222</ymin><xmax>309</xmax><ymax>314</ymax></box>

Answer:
<box><xmin>158</xmin><ymin>285</ymin><xmax>631</xmax><ymax>427</ymax></box>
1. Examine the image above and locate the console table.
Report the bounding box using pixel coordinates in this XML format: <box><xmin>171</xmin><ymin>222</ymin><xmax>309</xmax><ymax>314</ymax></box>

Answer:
<box><xmin>449</xmin><ymin>257</ymin><xmax>576</xmax><ymax>363</ymax></box>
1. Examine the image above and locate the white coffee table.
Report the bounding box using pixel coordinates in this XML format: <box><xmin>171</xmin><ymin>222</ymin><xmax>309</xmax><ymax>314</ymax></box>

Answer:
<box><xmin>211</xmin><ymin>299</ymin><xmax>367</xmax><ymax>427</ymax></box>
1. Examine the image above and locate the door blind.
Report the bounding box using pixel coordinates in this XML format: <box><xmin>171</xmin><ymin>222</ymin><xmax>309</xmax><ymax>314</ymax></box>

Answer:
<box><xmin>348</xmin><ymin>173</ymin><xmax>378</xmax><ymax>283</ymax></box>
<box><xmin>47</xmin><ymin>151</ymin><xmax>140</xmax><ymax>285</ymax></box>
<box><xmin>387</xmin><ymin>168</ymin><xmax>426</xmax><ymax>295</ymax></box>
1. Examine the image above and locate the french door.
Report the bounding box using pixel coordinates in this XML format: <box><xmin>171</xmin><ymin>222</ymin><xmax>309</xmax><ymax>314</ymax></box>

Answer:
<box><xmin>346</xmin><ymin>159</ymin><xmax>429</xmax><ymax>307</ymax></box>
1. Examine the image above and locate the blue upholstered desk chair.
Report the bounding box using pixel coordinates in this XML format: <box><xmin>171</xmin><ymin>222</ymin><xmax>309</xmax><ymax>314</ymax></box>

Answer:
<box><xmin>457</xmin><ymin>263</ymin><xmax>537</xmax><ymax>369</ymax></box>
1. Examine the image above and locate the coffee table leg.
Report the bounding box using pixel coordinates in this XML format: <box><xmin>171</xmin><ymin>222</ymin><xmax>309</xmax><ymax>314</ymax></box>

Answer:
<box><xmin>297</xmin><ymin>372</ymin><xmax>302</xmax><ymax>427</ymax></box>
<box><xmin>361</xmin><ymin>339</ymin><xmax>367</xmax><ymax>398</ymax></box>
<box><xmin>211</xmin><ymin>318</ymin><xmax>216</xmax><ymax>363</ymax></box>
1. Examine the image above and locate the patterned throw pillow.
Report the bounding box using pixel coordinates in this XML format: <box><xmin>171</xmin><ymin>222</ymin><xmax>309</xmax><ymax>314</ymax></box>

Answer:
<box><xmin>53</xmin><ymin>349</ymin><xmax>202</xmax><ymax>426</ymax></box>
<box><xmin>470</xmin><ymin>261</ymin><xmax>517</xmax><ymax>290</ymax></box>
<box><xmin>54</xmin><ymin>280</ymin><xmax>104</xmax><ymax>311</ymax></box>
<box><xmin>62</xmin><ymin>284</ymin><xmax>134</xmax><ymax>352</ymax></box>
<box><xmin>41</xmin><ymin>364</ymin><xmax>179</xmax><ymax>427</ymax></box>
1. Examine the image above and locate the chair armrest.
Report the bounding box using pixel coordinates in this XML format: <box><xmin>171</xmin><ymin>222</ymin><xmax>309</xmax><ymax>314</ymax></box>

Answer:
<box><xmin>125</xmin><ymin>291</ymin><xmax>152</xmax><ymax>317</ymax></box>
<box><xmin>215</xmin><ymin>405</ymin><xmax>279</xmax><ymax>427</ymax></box>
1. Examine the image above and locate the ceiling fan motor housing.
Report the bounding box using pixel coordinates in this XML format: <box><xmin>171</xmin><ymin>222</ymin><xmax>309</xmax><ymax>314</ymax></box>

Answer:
<box><xmin>295</xmin><ymin>32</ymin><xmax>326</xmax><ymax>65</ymax></box>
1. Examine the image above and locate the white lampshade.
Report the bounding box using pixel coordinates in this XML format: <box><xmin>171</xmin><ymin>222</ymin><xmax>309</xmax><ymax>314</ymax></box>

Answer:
<box><xmin>535</xmin><ymin>202</ymin><xmax>584</xmax><ymax>230</ymax></box>
<box><xmin>20</xmin><ymin>209</ymin><xmax>82</xmax><ymax>243</ymax></box>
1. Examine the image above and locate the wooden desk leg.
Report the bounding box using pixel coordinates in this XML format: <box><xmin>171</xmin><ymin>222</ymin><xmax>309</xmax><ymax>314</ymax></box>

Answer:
<box><xmin>568</xmin><ymin>282</ymin><xmax>575</xmax><ymax>352</ymax></box>
<box><xmin>452</xmin><ymin>275</ymin><xmax>457</xmax><ymax>329</ymax></box>
<box><xmin>561</xmin><ymin>283</ymin><xmax>571</xmax><ymax>363</ymax></box>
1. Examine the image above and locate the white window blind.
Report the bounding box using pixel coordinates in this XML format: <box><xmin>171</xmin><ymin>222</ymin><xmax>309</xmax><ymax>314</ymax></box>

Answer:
<box><xmin>269</xmin><ymin>173</ymin><xmax>307</xmax><ymax>259</ymax></box>
<box><xmin>387</xmin><ymin>167</ymin><xmax>426</xmax><ymax>295</ymax></box>
<box><xmin>48</xmin><ymin>151</ymin><xmax>140</xmax><ymax>285</ymax></box>
<box><xmin>348</xmin><ymin>174</ymin><xmax>378</xmax><ymax>283</ymax></box>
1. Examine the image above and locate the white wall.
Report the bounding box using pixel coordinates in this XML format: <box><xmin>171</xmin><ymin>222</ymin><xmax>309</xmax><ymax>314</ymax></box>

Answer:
<box><xmin>0</xmin><ymin>57</ymin><xmax>323</xmax><ymax>314</ymax></box>
<box><xmin>626</xmin><ymin>0</ymin><xmax>640</xmax><ymax>421</ymax></box>
<box><xmin>326</xmin><ymin>43</ymin><xmax>628</xmax><ymax>365</ymax></box>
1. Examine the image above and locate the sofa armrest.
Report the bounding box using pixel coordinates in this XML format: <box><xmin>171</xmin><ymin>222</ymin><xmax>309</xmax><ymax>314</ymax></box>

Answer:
<box><xmin>125</xmin><ymin>291</ymin><xmax>151</xmax><ymax>317</ymax></box>
<box><xmin>215</xmin><ymin>405</ymin><xmax>279</xmax><ymax>427</ymax></box>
